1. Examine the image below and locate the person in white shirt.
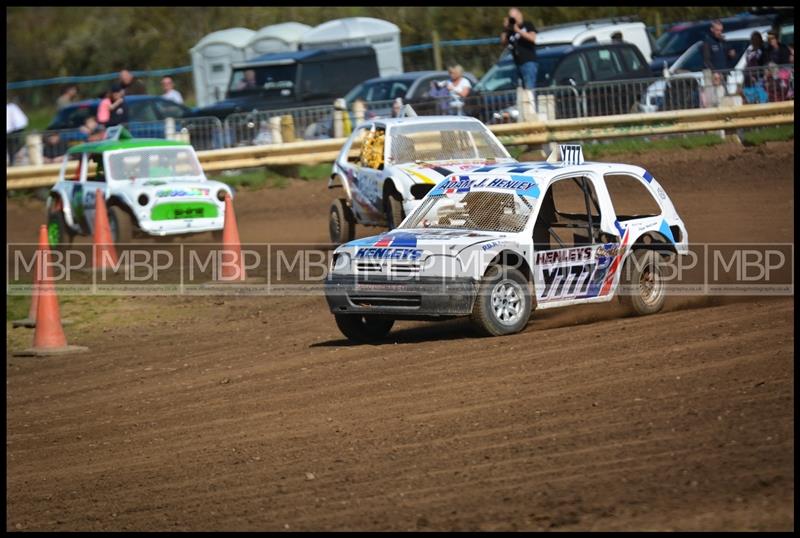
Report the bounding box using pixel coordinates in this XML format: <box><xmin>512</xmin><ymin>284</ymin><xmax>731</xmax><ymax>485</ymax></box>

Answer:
<box><xmin>445</xmin><ymin>64</ymin><xmax>472</xmax><ymax>115</ymax></box>
<box><xmin>7</xmin><ymin>101</ymin><xmax>29</xmax><ymax>166</ymax></box>
<box><xmin>161</xmin><ymin>76</ymin><xmax>184</xmax><ymax>104</ymax></box>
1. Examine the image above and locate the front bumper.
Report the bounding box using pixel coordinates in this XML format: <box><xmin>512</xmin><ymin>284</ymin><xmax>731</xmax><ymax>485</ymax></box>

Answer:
<box><xmin>325</xmin><ymin>274</ymin><xmax>478</xmax><ymax>317</ymax></box>
<box><xmin>137</xmin><ymin>217</ymin><xmax>225</xmax><ymax>236</ymax></box>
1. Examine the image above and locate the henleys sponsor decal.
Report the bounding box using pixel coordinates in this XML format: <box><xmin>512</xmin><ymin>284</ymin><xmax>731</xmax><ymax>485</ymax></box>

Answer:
<box><xmin>156</xmin><ymin>188</ymin><xmax>210</xmax><ymax>198</ymax></box>
<box><xmin>430</xmin><ymin>174</ymin><xmax>540</xmax><ymax>198</ymax></box>
<box><xmin>354</xmin><ymin>247</ymin><xmax>423</xmax><ymax>261</ymax></box>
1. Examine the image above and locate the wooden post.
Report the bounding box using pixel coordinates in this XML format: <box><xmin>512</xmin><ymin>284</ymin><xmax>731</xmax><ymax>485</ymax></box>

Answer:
<box><xmin>269</xmin><ymin>117</ymin><xmax>283</xmax><ymax>145</ymax></box>
<box><xmin>165</xmin><ymin>117</ymin><xmax>176</xmax><ymax>140</ymax></box>
<box><xmin>352</xmin><ymin>99</ymin><xmax>365</xmax><ymax>126</ymax></box>
<box><xmin>517</xmin><ymin>87</ymin><xmax>536</xmax><ymax>122</ymax></box>
<box><xmin>26</xmin><ymin>134</ymin><xmax>43</xmax><ymax>167</ymax></box>
<box><xmin>432</xmin><ymin>30</ymin><xmax>443</xmax><ymax>71</ymax></box>
<box><xmin>333</xmin><ymin>98</ymin><xmax>346</xmax><ymax>139</ymax></box>
<box><xmin>280</xmin><ymin>115</ymin><xmax>295</xmax><ymax>143</ymax></box>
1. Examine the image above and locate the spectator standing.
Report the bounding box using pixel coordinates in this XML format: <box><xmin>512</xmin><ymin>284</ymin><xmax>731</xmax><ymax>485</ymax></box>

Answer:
<box><xmin>743</xmin><ymin>31</ymin><xmax>768</xmax><ymax>104</ymax></box>
<box><xmin>161</xmin><ymin>75</ymin><xmax>184</xmax><ymax>104</ymax></box>
<box><xmin>445</xmin><ymin>64</ymin><xmax>472</xmax><ymax>115</ymax></box>
<box><xmin>764</xmin><ymin>30</ymin><xmax>791</xmax><ymax>65</ymax></box>
<box><xmin>702</xmin><ymin>20</ymin><xmax>737</xmax><ymax>71</ymax></box>
<box><xmin>97</xmin><ymin>84</ymin><xmax>126</xmax><ymax>127</ymax></box>
<box><xmin>119</xmin><ymin>69</ymin><xmax>147</xmax><ymax>95</ymax></box>
<box><xmin>7</xmin><ymin>100</ymin><xmax>29</xmax><ymax>166</ymax></box>
<box><xmin>500</xmin><ymin>7</ymin><xmax>538</xmax><ymax>90</ymax></box>
<box><xmin>56</xmin><ymin>84</ymin><xmax>79</xmax><ymax>110</ymax></box>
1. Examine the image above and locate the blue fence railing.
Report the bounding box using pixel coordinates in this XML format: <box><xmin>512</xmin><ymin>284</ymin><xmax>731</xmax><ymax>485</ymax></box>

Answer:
<box><xmin>6</xmin><ymin>66</ymin><xmax>194</xmax><ymax>91</ymax></box>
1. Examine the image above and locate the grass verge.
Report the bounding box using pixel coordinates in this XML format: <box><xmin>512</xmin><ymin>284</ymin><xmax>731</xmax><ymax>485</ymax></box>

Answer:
<box><xmin>214</xmin><ymin>163</ymin><xmax>331</xmax><ymax>190</ymax></box>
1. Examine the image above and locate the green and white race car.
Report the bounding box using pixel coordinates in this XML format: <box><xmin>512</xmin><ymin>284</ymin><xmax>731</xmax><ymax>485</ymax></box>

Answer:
<box><xmin>46</xmin><ymin>127</ymin><xmax>233</xmax><ymax>245</ymax></box>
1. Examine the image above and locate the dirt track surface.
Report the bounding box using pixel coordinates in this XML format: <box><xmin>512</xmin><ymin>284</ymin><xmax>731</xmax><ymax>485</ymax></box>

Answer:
<box><xmin>6</xmin><ymin>141</ymin><xmax>794</xmax><ymax>531</ymax></box>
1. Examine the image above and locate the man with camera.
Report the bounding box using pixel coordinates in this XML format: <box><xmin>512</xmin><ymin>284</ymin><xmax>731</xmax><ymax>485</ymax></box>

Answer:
<box><xmin>500</xmin><ymin>7</ymin><xmax>539</xmax><ymax>90</ymax></box>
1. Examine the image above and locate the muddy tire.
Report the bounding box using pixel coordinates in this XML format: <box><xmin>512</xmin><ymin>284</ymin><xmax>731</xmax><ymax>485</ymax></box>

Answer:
<box><xmin>334</xmin><ymin>314</ymin><xmax>394</xmax><ymax>343</ymax></box>
<box><xmin>470</xmin><ymin>265</ymin><xmax>532</xmax><ymax>336</ymax></box>
<box><xmin>620</xmin><ymin>249</ymin><xmax>666</xmax><ymax>315</ymax></box>
<box><xmin>385</xmin><ymin>188</ymin><xmax>404</xmax><ymax>230</ymax></box>
<box><xmin>47</xmin><ymin>202</ymin><xmax>73</xmax><ymax>249</ymax></box>
<box><xmin>108</xmin><ymin>205</ymin><xmax>134</xmax><ymax>245</ymax></box>
<box><xmin>329</xmin><ymin>198</ymin><xmax>355</xmax><ymax>246</ymax></box>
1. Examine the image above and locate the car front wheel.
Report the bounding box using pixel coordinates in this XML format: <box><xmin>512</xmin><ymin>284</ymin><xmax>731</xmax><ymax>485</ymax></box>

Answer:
<box><xmin>329</xmin><ymin>198</ymin><xmax>355</xmax><ymax>245</ymax></box>
<box><xmin>334</xmin><ymin>314</ymin><xmax>394</xmax><ymax>343</ymax></box>
<box><xmin>470</xmin><ymin>265</ymin><xmax>533</xmax><ymax>336</ymax></box>
<box><xmin>47</xmin><ymin>199</ymin><xmax>73</xmax><ymax>248</ymax></box>
<box><xmin>107</xmin><ymin>205</ymin><xmax>134</xmax><ymax>245</ymax></box>
<box><xmin>620</xmin><ymin>249</ymin><xmax>666</xmax><ymax>315</ymax></box>
<box><xmin>385</xmin><ymin>188</ymin><xmax>404</xmax><ymax>230</ymax></box>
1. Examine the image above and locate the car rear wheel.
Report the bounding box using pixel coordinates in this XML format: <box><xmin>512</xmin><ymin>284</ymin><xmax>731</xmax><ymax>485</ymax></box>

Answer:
<box><xmin>470</xmin><ymin>265</ymin><xmax>532</xmax><ymax>336</ymax></box>
<box><xmin>329</xmin><ymin>198</ymin><xmax>355</xmax><ymax>246</ymax></box>
<box><xmin>334</xmin><ymin>314</ymin><xmax>394</xmax><ymax>343</ymax></box>
<box><xmin>620</xmin><ymin>249</ymin><xmax>666</xmax><ymax>315</ymax></box>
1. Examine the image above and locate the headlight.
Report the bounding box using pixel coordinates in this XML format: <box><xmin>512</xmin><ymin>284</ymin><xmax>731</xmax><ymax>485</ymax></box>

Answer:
<box><xmin>216</xmin><ymin>189</ymin><xmax>228</xmax><ymax>202</ymax></box>
<box><xmin>331</xmin><ymin>251</ymin><xmax>350</xmax><ymax>272</ymax></box>
<box><xmin>138</xmin><ymin>194</ymin><xmax>149</xmax><ymax>206</ymax></box>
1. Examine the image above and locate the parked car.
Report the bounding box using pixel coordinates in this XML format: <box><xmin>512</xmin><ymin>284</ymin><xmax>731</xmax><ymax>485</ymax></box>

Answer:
<box><xmin>649</xmin><ymin>12</ymin><xmax>779</xmax><ymax>74</ymax></box>
<box><xmin>46</xmin><ymin>127</ymin><xmax>233</xmax><ymax>246</ymax></box>
<box><xmin>191</xmin><ymin>46</ymin><xmax>380</xmax><ymax>122</ymax></box>
<box><xmin>325</xmin><ymin>143</ymin><xmax>689</xmax><ymax>340</ymax></box>
<box><xmin>304</xmin><ymin>70</ymin><xmax>479</xmax><ymax>139</ymax></box>
<box><xmin>45</xmin><ymin>95</ymin><xmax>195</xmax><ymax>156</ymax></box>
<box><xmin>472</xmin><ymin>42</ymin><xmax>653</xmax><ymax>120</ymax></box>
<box><xmin>327</xmin><ymin>114</ymin><xmax>516</xmax><ymax>245</ymax></box>
<box><xmin>639</xmin><ymin>26</ymin><xmax>772</xmax><ymax>113</ymax></box>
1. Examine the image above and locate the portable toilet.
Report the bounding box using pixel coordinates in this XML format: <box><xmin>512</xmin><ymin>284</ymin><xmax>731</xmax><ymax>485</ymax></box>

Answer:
<box><xmin>300</xmin><ymin>17</ymin><xmax>403</xmax><ymax>76</ymax></box>
<box><xmin>245</xmin><ymin>22</ymin><xmax>311</xmax><ymax>58</ymax></box>
<box><xmin>190</xmin><ymin>27</ymin><xmax>255</xmax><ymax>108</ymax></box>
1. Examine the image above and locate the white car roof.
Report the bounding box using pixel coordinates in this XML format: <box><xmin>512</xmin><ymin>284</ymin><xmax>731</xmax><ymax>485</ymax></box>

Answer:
<box><xmin>723</xmin><ymin>25</ymin><xmax>771</xmax><ymax>40</ymax></box>
<box><xmin>354</xmin><ymin>115</ymin><xmax>487</xmax><ymax>131</ymax></box>
<box><xmin>453</xmin><ymin>161</ymin><xmax>649</xmax><ymax>188</ymax></box>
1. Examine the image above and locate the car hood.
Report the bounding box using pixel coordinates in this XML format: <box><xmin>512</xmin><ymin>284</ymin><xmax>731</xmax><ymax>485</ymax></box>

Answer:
<box><xmin>395</xmin><ymin>160</ymin><xmax>517</xmax><ymax>185</ymax></box>
<box><xmin>341</xmin><ymin>228</ymin><xmax>504</xmax><ymax>260</ymax></box>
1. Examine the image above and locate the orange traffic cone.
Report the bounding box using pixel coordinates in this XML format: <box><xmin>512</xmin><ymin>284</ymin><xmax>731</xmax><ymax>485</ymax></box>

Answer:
<box><xmin>93</xmin><ymin>189</ymin><xmax>119</xmax><ymax>270</ymax></box>
<box><xmin>12</xmin><ymin>236</ymin><xmax>43</xmax><ymax>328</ymax></box>
<box><xmin>218</xmin><ymin>194</ymin><xmax>246</xmax><ymax>281</ymax></box>
<box><xmin>14</xmin><ymin>225</ymin><xmax>88</xmax><ymax>357</ymax></box>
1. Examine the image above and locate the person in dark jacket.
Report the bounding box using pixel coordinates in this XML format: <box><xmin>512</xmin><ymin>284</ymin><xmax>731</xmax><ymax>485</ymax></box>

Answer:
<box><xmin>702</xmin><ymin>20</ymin><xmax>737</xmax><ymax>71</ymax></box>
<box><xmin>119</xmin><ymin>69</ymin><xmax>147</xmax><ymax>95</ymax></box>
<box><xmin>764</xmin><ymin>30</ymin><xmax>791</xmax><ymax>65</ymax></box>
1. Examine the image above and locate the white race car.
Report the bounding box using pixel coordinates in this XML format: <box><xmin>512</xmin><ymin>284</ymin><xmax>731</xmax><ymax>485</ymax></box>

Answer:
<box><xmin>325</xmin><ymin>144</ymin><xmax>689</xmax><ymax>340</ymax></box>
<box><xmin>46</xmin><ymin>127</ymin><xmax>233</xmax><ymax>246</ymax></box>
<box><xmin>327</xmin><ymin>112</ymin><xmax>517</xmax><ymax>245</ymax></box>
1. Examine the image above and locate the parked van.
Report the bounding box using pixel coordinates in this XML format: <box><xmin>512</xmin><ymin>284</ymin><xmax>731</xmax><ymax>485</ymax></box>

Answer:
<box><xmin>191</xmin><ymin>46</ymin><xmax>380</xmax><ymax>121</ymax></box>
<box><xmin>534</xmin><ymin>17</ymin><xmax>655</xmax><ymax>63</ymax></box>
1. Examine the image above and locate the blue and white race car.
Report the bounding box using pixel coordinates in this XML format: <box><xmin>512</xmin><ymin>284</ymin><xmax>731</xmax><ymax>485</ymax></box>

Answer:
<box><xmin>325</xmin><ymin>144</ymin><xmax>689</xmax><ymax>340</ymax></box>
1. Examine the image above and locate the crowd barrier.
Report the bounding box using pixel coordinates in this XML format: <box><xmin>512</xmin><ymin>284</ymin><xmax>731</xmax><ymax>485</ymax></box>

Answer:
<box><xmin>6</xmin><ymin>101</ymin><xmax>793</xmax><ymax>190</ymax></box>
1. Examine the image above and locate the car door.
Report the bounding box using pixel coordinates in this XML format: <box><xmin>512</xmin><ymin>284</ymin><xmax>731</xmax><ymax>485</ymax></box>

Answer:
<box><xmin>531</xmin><ymin>172</ymin><xmax>622</xmax><ymax>307</ymax></box>
<box><xmin>340</xmin><ymin>125</ymin><xmax>386</xmax><ymax>225</ymax></box>
<box><xmin>76</xmin><ymin>152</ymin><xmax>108</xmax><ymax>236</ymax></box>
